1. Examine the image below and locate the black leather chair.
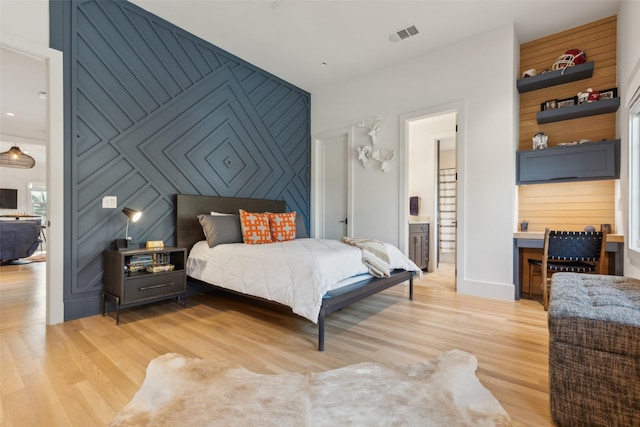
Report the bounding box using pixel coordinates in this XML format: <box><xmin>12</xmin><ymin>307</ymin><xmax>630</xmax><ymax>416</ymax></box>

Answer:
<box><xmin>528</xmin><ymin>228</ymin><xmax>606</xmax><ymax>310</ymax></box>
<box><xmin>0</xmin><ymin>220</ymin><xmax>42</xmax><ymax>263</ymax></box>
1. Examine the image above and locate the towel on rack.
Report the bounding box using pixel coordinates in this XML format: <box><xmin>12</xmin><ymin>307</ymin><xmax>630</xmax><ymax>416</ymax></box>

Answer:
<box><xmin>409</xmin><ymin>197</ymin><xmax>419</xmax><ymax>216</ymax></box>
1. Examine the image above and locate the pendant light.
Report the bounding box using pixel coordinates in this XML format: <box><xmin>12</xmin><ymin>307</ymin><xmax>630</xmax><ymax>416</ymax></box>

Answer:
<box><xmin>0</xmin><ymin>145</ymin><xmax>36</xmax><ymax>168</ymax></box>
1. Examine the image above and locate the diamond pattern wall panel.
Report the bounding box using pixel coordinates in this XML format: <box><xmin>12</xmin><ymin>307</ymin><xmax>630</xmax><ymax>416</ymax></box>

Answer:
<box><xmin>52</xmin><ymin>0</ymin><xmax>310</xmax><ymax>320</ymax></box>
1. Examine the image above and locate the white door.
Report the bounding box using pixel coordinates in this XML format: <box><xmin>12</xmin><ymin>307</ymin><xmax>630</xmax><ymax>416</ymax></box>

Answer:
<box><xmin>313</xmin><ymin>130</ymin><xmax>351</xmax><ymax>239</ymax></box>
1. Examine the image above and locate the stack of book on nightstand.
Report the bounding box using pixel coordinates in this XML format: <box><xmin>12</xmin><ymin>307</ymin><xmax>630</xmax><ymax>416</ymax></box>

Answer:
<box><xmin>126</xmin><ymin>255</ymin><xmax>152</xmax><ymax>273</ymax></box>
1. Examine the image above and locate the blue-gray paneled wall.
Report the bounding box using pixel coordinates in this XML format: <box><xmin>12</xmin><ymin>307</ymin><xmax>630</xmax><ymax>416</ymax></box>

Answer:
<box><xmin>50</xmin><ymin>0</ymin><xmax>311</xmax><ymax>320</ymax></box>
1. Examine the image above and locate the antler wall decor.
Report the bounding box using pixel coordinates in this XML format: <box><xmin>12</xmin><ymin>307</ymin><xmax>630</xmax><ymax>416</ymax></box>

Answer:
<box><xmin>356</xmin><ymin>116</ymin><xmax>396</xmax><ymax>172</ymax></box>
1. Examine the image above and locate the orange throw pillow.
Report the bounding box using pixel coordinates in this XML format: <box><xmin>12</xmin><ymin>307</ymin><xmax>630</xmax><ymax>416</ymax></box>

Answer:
<box><xmin>269</xmin><ymin>212</ymin><xmax>297</xmax><ymax>242</ymax></box>
<box><xmin>239</xmin><ymin>209</ymin><xmax>272</xmax><ymax>244</ymax></box>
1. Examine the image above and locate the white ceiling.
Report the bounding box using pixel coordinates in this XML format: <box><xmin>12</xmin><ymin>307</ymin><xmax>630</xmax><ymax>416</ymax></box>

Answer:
<box><xmin>0</xmin><ymin>0</ymin><xmax>621</xmax><ymax>147</ymax></box>
<box><xmin>130</xmin><ymin>0</ymin><xmax>621</xmax><ymax>91</ymax></box>
<box><xmin>0</xmin><ymin>47</ymin><xmax>48</xmax><ymax>148</ymax></box>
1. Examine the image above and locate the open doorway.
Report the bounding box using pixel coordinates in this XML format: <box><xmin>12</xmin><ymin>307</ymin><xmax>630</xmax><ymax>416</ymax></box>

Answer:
<box><xmin>406</xmin><ymin>111</ymin><xmax>457</xmax><ymax>285</ymax></box>
<box><xmin>437</xmin><ymin>138</ymin><xmax>456</xmax><ymax>266</ymax></box>
<box><xmin>1</xmin><ymin>35</ymin><xmax>65</xmax><ymax>325</ymax></box>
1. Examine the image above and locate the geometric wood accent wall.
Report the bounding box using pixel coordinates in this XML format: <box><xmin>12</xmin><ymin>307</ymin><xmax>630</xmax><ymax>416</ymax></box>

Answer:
<box><xmin>51</xmin><ymin>0</ymin><xmax>310</xmax><ymax>320</ymax></box>
<box><xmin>518</xmin><ymin>16</ymin><xmax>617</xmax><ymax>233</ymax></box>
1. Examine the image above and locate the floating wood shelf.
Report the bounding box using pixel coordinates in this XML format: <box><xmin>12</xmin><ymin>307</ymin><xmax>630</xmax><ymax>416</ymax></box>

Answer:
<box><xmin>516</xmin><ymin>62</ymin><xmax>594</xmax><ymax>93</ymax></box>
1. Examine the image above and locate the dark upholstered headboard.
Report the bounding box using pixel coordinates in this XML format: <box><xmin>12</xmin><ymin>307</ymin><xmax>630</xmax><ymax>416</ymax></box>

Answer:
<box><xmin>175</xmin><ymin>194</ymin><xmax>286</xmax><ymax>252</ymax></box>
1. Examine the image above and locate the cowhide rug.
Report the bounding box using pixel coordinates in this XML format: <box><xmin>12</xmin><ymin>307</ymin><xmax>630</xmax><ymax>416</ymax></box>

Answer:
<box><xmin>109</xmin><ymin>349</ymin><xmax>512</xmax><ymax>426</ymax></box>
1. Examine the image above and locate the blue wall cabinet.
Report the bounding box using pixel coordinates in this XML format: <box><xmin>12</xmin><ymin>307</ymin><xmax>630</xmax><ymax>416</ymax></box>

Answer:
<box><xmin>516</xmin><ymin>139</ymin><xmax>620</xmax><ymax>185</ymax></box>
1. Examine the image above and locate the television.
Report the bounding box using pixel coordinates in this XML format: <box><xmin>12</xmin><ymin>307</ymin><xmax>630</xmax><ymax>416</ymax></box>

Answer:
<box><xmin>0</xmin><ymin>189</ymin><xmax>18</xmax><ymax>209</ymax></box>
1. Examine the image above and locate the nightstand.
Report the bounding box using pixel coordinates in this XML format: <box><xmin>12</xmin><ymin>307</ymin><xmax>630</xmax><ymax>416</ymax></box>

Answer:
<box><xmin>102</xmin><ymin>246</ymin><xmax>187</xmax><ymax>324</ymax></box>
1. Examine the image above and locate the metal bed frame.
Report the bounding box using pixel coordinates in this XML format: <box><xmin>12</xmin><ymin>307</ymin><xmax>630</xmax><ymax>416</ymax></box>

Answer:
<box><xmin>175</xmin><ymin>194</ymin><xmax>414</xmax><ymax>351</ymax></box>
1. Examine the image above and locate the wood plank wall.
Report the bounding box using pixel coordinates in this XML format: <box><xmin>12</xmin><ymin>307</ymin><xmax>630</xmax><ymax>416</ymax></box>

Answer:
<box><xmin>519</xmin><ymin>180</ymin><xmax>615</xmax><ymax>232</ymax></box>
<box><xmin>518</xmin><ymin>16</ymin><xmax>617</xmax><ymax>233</ymax></box>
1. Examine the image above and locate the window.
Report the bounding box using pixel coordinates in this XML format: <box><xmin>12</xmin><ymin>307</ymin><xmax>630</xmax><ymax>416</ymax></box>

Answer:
<box><xmin>629</xmin><ymin>87</ymin><xmax>640</xmax><ymax>263</ymax></box>
<box><xmin>30</xmin><ymin>182</ymin><xmax>46</xmax><ymax>223</ymax></box>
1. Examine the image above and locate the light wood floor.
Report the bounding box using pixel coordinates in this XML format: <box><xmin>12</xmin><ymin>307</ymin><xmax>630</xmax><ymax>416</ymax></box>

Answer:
<box><xmin>0</xmin><ymin>262</ymin><xmax>553</xmax><ymax>426</ymax></box>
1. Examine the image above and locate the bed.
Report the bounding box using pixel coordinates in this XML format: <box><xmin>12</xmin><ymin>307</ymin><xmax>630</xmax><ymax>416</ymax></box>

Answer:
<box><xmin>176</xmin><ymin>194</ymin><xmax>420</xmax><ymax>350</ymax></box>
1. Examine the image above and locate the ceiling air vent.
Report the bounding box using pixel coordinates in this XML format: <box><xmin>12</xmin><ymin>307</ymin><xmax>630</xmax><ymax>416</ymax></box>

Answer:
<box><xmin>387</xmin><ymin>25</ymin><xmax>419</xmax><ymax>43</ymax></box>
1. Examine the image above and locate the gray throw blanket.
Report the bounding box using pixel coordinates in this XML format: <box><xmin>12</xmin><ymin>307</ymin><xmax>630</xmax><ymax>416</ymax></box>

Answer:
<box><xmin>341</xmin><ymin>237</ymin><xmax>391</xmax><ymax>278</ymax></box>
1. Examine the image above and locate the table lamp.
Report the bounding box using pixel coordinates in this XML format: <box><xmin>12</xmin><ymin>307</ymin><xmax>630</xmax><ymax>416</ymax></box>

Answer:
<box><xmin>114</xmin><ymin>207</ymin><xmax>142</xmax><ymax>250</ymax></box>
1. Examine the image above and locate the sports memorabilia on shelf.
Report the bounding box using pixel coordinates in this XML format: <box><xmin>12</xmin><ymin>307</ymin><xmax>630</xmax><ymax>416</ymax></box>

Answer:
<box><xmin>532</xmin><ymin>132</ymin><xmax>548</xmax><ymax>150</ymax></box>
<box><xmin>542</xmin><ymin>99</ymin><xmax>558</xmax><ymax>111</ymax></box>
<box><xmin>577</xmin><ymin>88</ymin><xmax>600</xmax><ymax>104</ymax></box>
<box><xmin>552</xmin><ymin>49</ymin><xmax>587</xmax><ymax>71</ymax></box>
<box><xmin>599</xmin><ymin>87</ymin><xmax>618</xmax><ymax>100</ymax></box>
<box><xmin>556</xmin><ymin>96</ymin><xmax>578</xmax><ymax>108</ymax></box>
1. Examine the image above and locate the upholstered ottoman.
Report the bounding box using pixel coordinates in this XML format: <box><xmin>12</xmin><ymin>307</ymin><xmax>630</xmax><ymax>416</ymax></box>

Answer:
<box><xmin>548</xmin><ymin>273</ymin><xmax>640</xmax><ymax>427</ymax></box>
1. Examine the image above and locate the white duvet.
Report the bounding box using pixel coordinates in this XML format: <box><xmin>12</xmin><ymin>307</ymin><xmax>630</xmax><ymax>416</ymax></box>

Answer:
<box><xmin>186</xmin><ymin>238</ymin><xmax>421</xmax><ymax>323</ymax></box>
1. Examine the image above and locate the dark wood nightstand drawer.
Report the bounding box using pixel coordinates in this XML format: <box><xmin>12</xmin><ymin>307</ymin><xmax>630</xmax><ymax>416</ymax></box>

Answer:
<box><xmin>123</xmin><ymin>271</ymin><xmax>185</xmax><ymax>304</ymax></box>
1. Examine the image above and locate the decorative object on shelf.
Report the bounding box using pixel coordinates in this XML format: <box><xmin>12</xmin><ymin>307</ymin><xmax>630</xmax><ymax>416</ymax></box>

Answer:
<box><xmin>520</xmin><ymin>220</ymin><xmax>529</xmax><ymax>232</ymax></box>
<box><xmin>542</xmin><ymin>99</ymin><xmax>558</xmax><ymax>111</ymax></box>
<box><xmin>558</xmin><ymin>138</ymin><xmax>592</xmax><ymax>146</ymax></box>
<box><xmin>115</xmin><ymin>207</ymin><xmax>142</xmax><ymax>250</ymax></box>
<box><xmin>599</xmin><ymin>87</ymin><xmax>618</xmax><ymax>100</ymax></box>
<box><xmin>552</xmin><ymin>49</ymin><xmax>587</xmax><ymax>72</ymax></box>
<box><xmin>532</xmin><ymin>132</ymin><xmax>548</xmax><ymax>150</ymax></box>
<box><xmin>522</xmin><ymin>68</ymin><xmax>537</xmax><ymax>78</ymax></box>
<box><xmin>556</xmin><ymin>96</ymin><xmax>578</xmax><ymax>108</ymax></box>
<box><xmin>0</xmin><ymin>145</ymin><xmax>35</xmax><ymax>169</ymax></box>
<box><xmin>577</xmin><ymin>91</ymin><xmax>588</xmax><ymax>104</ymax></box>
<box><xmin>146</xmin><ymin>240</ymin><xmax>164</xmax><ymax>249</ymax></box>
<box><xmin>577</xmin><ymin>88</ymin><xmax>600</xmax><ymax>104</ymax></box>
<box><xmin>356</xmin><ymin>116</ymin><xmax>396</xmax><ymax>172</ymax></box>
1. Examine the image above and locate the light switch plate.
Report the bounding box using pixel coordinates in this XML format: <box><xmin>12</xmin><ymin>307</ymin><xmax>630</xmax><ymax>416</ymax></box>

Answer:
<box><xmin>102</xmin><ymin>196</ymin><xmax>117</xmax><ymax>208</ymax></box>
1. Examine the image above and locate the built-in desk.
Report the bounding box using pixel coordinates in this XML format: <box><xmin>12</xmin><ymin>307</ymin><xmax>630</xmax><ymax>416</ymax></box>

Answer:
<box><xmin>512</xmin><ymin>232</ymin><xmax>624</xmax><ymax>300</ymax></box>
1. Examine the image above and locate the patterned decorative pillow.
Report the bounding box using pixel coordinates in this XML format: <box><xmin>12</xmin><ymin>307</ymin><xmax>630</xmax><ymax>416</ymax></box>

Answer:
<box><xmin>239</xmin><ymin>209</ymin><xmax>272</xmax><ymax>244</ymax></box>
<box><xmin>269</xmin><ymin>212</ymin><xmax>297</xmax><ymax>242</ymax></box>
